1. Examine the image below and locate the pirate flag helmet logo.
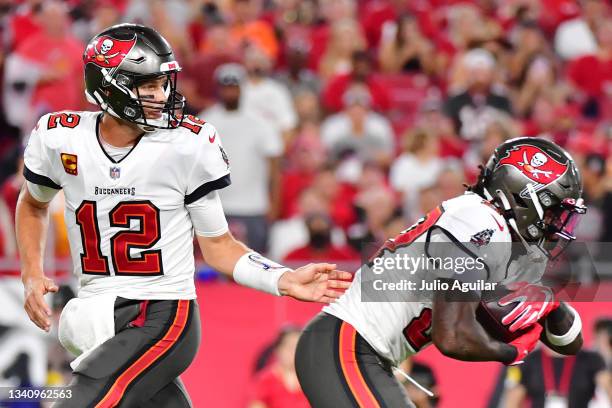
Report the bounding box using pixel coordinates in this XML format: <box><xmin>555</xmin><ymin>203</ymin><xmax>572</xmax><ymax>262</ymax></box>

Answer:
<box><xmin>84</xmin><ymin>35</ymin><xmax>136</xmax><ymax>68</ymax></box>
<box><xmin>498</xmin><ymin>144</ymin><xmax>569</xmax><ymax>186</ymax></box>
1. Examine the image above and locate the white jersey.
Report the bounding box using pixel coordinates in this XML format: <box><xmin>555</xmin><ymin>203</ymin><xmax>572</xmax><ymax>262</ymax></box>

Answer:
<box><xmin>324</xmin><ymin>193</ymin><xmax>543</xmax><ymax>365</ymax></box>
<box><xmin>24</xmin><ymin>111</ymin><xmax>230</xmax><ymax>299</ymax></box>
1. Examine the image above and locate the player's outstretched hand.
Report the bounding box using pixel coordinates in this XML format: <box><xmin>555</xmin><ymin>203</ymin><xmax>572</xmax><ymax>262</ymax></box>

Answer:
<box><xmin>23</xmin><ymin>276</ymin><xmax>59</xmax><ymax>332</ymax></box>
<box><xmin>506</xmin><ymin>323</ymin><xmax>543</xmax><ymax>366</ymax></box>
<box><xmin>278</xmin><ymin>263</ymin><xmax>352</xmax><ymax>303</ymax></box>
<box><xmin>499</xmin><ymin>282</ymin><xmax>559</xmax><ymax>332</ymax></box>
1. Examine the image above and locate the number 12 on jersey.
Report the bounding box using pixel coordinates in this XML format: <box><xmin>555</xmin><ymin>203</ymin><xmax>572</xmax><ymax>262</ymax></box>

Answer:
<box><xmin>75</xmin><ymin>200</ymin><xmax>163</xmax><ymax>276</ymax></box>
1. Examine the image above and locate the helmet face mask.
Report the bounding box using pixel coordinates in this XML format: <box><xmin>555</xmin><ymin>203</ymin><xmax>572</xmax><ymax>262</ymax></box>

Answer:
<box><xmin>115</xmin><ymin>70</ymin><xmax>184</xmax><ymax>129</ymax></box>
<box><xmin>473</xmin><ymin>137</ymin><xmax>586</xmax><ymax>260</ymax></box>
<box><xmin>536</xmin><ymin>197</ymin><xmax>586</xmax><ymax>259</ymax></box>
<box><xmin>84</xmin><ymin>24</ymin><xmax>185</xmax><ymax>131</ymax></box>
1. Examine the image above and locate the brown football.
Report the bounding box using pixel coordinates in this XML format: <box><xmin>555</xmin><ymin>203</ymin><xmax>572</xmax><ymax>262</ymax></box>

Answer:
<box><xmin>476</xmin><ymin>298</ymin><xmax>531</xmax><ymax>343</ymax></box>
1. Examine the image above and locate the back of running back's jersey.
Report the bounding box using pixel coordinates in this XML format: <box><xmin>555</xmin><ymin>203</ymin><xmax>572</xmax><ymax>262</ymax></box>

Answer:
<box><xmin>324</xmin><ymin>192</ymin><xmax>518</xmax><ymax>365</ymax></box>
<box><xmin>23</xmin><ymin>111</ymin><xmax>230</xmax><ymax>299</ymax></box>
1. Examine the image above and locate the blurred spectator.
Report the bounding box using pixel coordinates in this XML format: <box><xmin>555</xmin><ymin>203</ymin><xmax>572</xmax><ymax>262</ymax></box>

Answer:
<box><xmin>347</xmin><ymin>185</ymin><xmax>399</xmax><ymax>252</ymax></box>
<box><xmin>436</xmin><ymin>165</ymin><xmax>466</xmax><ymax>203</ymax></box>
<box><xmin>415</xmin><ymin>99</ymin><xmax>467</xmax><ymax>159</ymax></box>
<box><xmin>567</xmin><ymin>18</ymin><xmax>612</xmax><ymax>119</ymax></box>
<box><xmin>509</xmin><ymin>21</ymin><xmax>565</xmax><ymax>118</ymax></box>
<box><xmin>275</xmin><ymin>39</ymin><xmax>320</xmax><ymax>97</ymax></box>
<box><xmin>242</xmin><ymin>46</ymin><xmax>298</xmax><ymax>141</ymax></box>
<box><xmin>123</xmin><ymin>0</ymin><xmax>193</xmax><ymax>63</ymax></box>
<box><xmin>272</xmin><ymin>0</ymin><xmax>318</xmax><ymax>56</ymax></box>
<box><xmin>71</xmin><ymin>0</ymin><xmax>121</xmax><ymax>44</ymax></box>
<box><xmin>280</xmin><ymin>129</ymin><xmax>326</xmax><ymax>219</ymax></box>
<box><xmin>7</xmin><ymin>0</ymin><xmax>43</xmax><ymax>50</ymax></box>
<box><xmin>321</xmin><ymin>85</ymin><xmax>394</xmax><ymax>167</ymax></box>
<box><xmin>514</xmin><ymin>54</ymin><xmax>565</xmax><ymax>119</ymax></box>
<box><xmin>444</xmin><ymin>48</ymin><xmax>513</xmax><ymax>141</ymax></box>
<box><xmin>124</xmin><ymin>0</ymin><xmax>190</xmax><ymax>29</ymax></box>
<box><xmin>322</xmin><ymin>49</ymin><xmax>391</xmax><ymax>113</ymax></box>
<box><xmin>318</xmin><ymin>18</ymin><xmax>365</xmax><ymax>81</ymax></box>
<box><xmin>201</xmin><ymin>64</ymin><xmax>283</xmax><ymax>252</ymax></box>
<box><xmin>574</xmin><ymin>153</ymin><xmax>607</xmax><ymax>242</ymax></box>
<box><xmin>505</xmin><ymin>346</ymin><xmax>612</xmax><ymax>408</ymax></box>
<box><xmin>509</xmin><ymin>21</ymin><xmax>553</xmax><ymax>84</ymax></box>
<box><xmin>390</xmin><ymin>128</ymin><xmax>445</xmax><ymax>218</ymax></box>
<box><xmin>229</xmin><ymin>0</ymin><xmax>279</xmax><ymax>61</ymax></box>
<box><xmin>182</xmin><ymin>21</ymin><xmax>242</xmax><ymax>113</ymax></box>
<box><xmin>310</xmin><ymin>167</ymin><xmax>356</xmax><ymax>230</ymax></box>
<box><xmin>292</xmin><ymin>88</ymin><xmax>322</xmax><ymax>130</ymax></box>
<box><xmin>555</xmin><ymin>0</ymin><xmax>609</xmax><ymax>61</ymax></box>
<box><xmin>464</xmin><ymin>115</ymin><xmax>517</xmax><ymax>181</ymax></box>
<box><xmin>522</xmin><ymin>94</ymin><xmax>577</xmax><ymax>147</ymax></box>
<box><xmin>378</xmin><ymin>14</ymin><xmax>435</xmax><ymax>76</ymax></box>
<box><xmin>593</xmin><ymin>318</ymin><xmax>612</xmax><ymax>367</ymax></box>
<box><xmin>283</xmin><ymin>213</ymin><xmax>358</xmax><ymax>262</ymax></box>
<box><xmin>248</xmin><ymin>326</ymin><xmax>309</xmax><ymax>408</ymax></box>
<box><xmin>446</xmin><ymin>3</ymin><xmax>501</xmax><ymax>53</ymax></box>
<box><xmin>148</xmin><ymin>0</ymin><xmax>194</xmax><ymax>63</ymax></box>
<box><xmin>309</xmin><ymin>0</ymin><xmax>357</xmax><ymax>71</ymax></box>
<box><xmin>4</xmin><ymin>1</ymin><xmax>83</xmax><ymax>135</ymax></box>
<box><xmin>269</xmin><ymin>187</ymin><xmax>349</xmax><ymax>261</ymax></box>
<box><xmin>394</xmin><ymin>357</ymin><xmax>439</xmax><ymax>408</ymax></box>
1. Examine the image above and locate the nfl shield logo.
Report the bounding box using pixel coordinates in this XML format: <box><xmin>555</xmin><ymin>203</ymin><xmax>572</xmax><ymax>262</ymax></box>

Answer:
<box><xmin>110</xmin><ymin>166</ymin><xmax>121</xmax><ymax>179</ymax></box>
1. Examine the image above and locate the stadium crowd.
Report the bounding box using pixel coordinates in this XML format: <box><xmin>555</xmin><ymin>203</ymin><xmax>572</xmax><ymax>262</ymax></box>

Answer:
<box><xmin>1</xmin><ymin>0</ymin><xmax>612</xmax><ymax>268</ymax></box>
<box><xmin>0</xmin><ymin>0</ymin><xmax>611</xmax><ymax>406</ymax></box>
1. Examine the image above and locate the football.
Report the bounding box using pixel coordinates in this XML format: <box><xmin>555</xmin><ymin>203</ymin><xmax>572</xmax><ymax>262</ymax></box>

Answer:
<box><xmin>476</xmin><ymin>287</ymin><xmax>534</xmax><ymax>343</ymax></box>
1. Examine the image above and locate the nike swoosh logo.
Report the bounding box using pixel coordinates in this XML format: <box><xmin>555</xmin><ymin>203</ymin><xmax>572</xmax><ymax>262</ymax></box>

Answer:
<box><xmin>209</xmin><ymin>134</ymin><xmax>216</xmax><ymax>143</ymax></box>
<box><xmin>491</xmin><ymin>214</ymin><xmax>504</xmax><ymax>231</ymax></box>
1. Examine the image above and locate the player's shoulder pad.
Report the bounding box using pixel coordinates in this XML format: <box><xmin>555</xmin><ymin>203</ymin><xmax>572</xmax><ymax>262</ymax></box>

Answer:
<box><xmin>30</xmin><ymin>111</ymin><xmax>96</xmax><ymax>145</ymax></box>
<box><xmin>170</xmin><ymin>114</ymin><xmax>222</xmax><ymax>146</ymax></box>
<box><xmin>436</xmin><ymin>193</ymin><xmax>511</xmax><ymax>245</ymax></box>
<box><xmin>37</xmin><ymin>110</ymin><xmax>96</xmax><ymax>131</ymax></box>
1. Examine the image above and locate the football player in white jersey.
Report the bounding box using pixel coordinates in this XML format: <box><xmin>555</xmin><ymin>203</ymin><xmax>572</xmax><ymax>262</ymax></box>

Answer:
<box><xmin>295</xmin><ymin>137</ymin><xmax>586</xmax><ymax>407</ymax></box>
<box><xmin>15</xmin><ymin>24</ymin><xmax>350</xmax><ymax>408</ymax></box>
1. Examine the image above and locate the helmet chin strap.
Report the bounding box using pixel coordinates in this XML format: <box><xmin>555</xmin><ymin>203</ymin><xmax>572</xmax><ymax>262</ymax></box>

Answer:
<box><xmin>495</xmin><ymin>189</ymin><xmax>546</xmax><ymax>263</ymax></box>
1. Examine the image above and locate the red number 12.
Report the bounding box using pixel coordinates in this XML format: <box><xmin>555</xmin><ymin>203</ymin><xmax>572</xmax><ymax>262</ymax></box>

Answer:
<box><xmin>75</xmin><ymin>200</ymin><xmax>163</xmax><ymax>276</ymax></box>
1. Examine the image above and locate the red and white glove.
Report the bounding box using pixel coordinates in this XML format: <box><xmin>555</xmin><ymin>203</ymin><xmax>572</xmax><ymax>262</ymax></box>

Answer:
<box><xmin>499</xmin><ymin>282</ymin><xmax>559</xmax><ymax>332</ymax></box>
<box><xmin>507</xmin><ymin>323</ymin><xmax>543</xmax><ymax>366</ymax></box>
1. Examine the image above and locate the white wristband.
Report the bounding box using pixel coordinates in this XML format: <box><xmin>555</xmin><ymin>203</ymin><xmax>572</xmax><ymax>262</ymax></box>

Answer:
<box><xmin>232</xmin><ymin>252</ymin><xmax>291</xmax><ymax>296</ymax></box>
<box><xmin>545</xmin><ymin>304</ymin><xmax>582</xmax><ymax>346</ymax></box>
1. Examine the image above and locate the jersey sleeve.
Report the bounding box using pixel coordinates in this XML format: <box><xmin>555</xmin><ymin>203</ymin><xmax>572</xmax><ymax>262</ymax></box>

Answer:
<box><xmin>26</xmin><ymin>181</ymin><xmax>60</xmax><ymax>203</ymax></box>
<box><xmin>184</xmin><ymin>122</ymin><xmax>231</xmax><ymax>205</ymax></box>
<box><xmin>23</xmin><ymin>114</ymin><xmax>62</xmax><ymax>190</ymax></box>
<box><xmin>186</xmin><ymin>191</ymin><xmax>229</xmax><ymax>237</ymax></box>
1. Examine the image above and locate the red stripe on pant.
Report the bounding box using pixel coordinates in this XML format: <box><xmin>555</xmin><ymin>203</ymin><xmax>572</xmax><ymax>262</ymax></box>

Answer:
<box><xmin>338</xmin><ymin>322</ymin><xmax>381</xmax><ymax>408</ymax></box>
<box><xmin>95</xmin><ymin>299</ymin><xmax>190</xmax><ymax>408</ymax></box>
